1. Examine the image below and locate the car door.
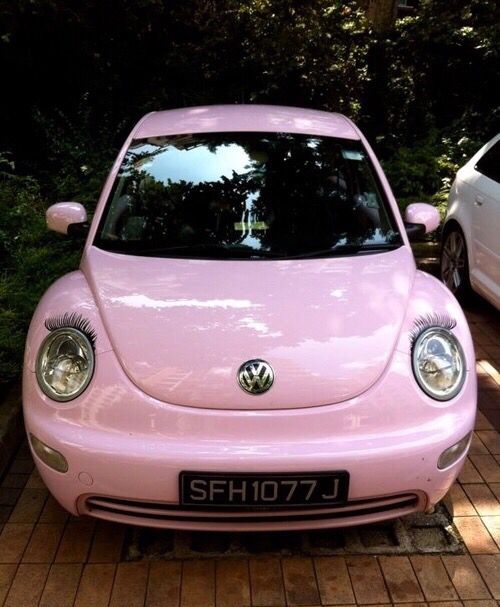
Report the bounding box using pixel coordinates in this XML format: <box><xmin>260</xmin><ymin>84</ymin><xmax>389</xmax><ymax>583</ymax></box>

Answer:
<box><xmin>465</xmin><ymin>138</ymin><xmax>500</xmax><ymax>304</ymax></box>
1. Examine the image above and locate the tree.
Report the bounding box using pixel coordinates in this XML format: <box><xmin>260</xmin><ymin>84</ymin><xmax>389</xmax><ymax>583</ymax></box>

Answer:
<box><xmin>358</xmin><ymin>0</ymin><xmax>398</xmax><ymax>31</ymax></box>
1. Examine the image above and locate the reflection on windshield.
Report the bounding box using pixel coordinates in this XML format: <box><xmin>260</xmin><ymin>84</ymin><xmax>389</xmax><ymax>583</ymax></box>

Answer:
<box><xmin>96</xmin><ymin>132</ymin><xmax>401</xmax><ymax>258</ymax></box>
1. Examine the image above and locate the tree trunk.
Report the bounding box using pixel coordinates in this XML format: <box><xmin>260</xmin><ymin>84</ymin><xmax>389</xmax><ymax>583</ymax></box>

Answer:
<box><xmin>359</xmin><ymin>0</ymin><xmax>398</xmax><ymax>32</ymax></box>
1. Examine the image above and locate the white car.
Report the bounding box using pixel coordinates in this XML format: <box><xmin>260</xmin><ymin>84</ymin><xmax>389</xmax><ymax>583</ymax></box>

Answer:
<box><xmin>441</xmin><ymin>134</ymin><xmax>500</xmax><ymax>309</ymax></box>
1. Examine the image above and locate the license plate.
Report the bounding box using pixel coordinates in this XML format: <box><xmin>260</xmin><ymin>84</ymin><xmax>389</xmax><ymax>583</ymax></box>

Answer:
<box><xmin>180</xmin><ymin>472</ymin><xmax>349</xmax><ymax>508</ymax></box>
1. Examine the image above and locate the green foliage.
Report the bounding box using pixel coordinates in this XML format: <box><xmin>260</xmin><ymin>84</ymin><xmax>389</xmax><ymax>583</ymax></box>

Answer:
<box><xmin>362</xmin><ymin>0</ymin><xmax>499</xmax><ymax>204</ymax></box>
<box><xmin>362</xmin><ymin>0</ymin><xmax>500</xmax><ymax>150</ymax></box>
<box><xmin>32</xmin><ymin>104</ymin><xmax>116</xmax><ymax>210</ymax></box>
<box><xmin>235</xmin><ymin>1</ymin><xmax>370</xmax><ymax>114</ymax></box>
<box><xmin>383</xmin><ymin>130</ymin><xmax>482</xmax><ymax>199</ymax></box>
<box><xmin>0</xmin><ymin>160</ymin><xmax>80</xmax><ymax>382</ymax></box>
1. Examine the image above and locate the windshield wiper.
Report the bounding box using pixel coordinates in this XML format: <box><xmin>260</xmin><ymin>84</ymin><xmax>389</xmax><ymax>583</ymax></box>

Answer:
<box><xmin>285</xmin><ymin>243</ymin><xmax>402</xmax><ymax>259</ymax></box>
<box><xmin>127</xmin><ymin>243</ymin><xmax>286</xmax><ymax>259</ymax></box>
<box><xmin>106</xmin><ymin>241</ymin><xmax>401</xmax><ymax>260</ymax></box>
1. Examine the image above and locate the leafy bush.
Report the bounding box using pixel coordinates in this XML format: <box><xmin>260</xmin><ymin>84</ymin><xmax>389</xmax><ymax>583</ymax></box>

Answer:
<box><xmin>0</xmin><ymin>159</ymin><xmax>80</xmax><ymax>383</ymax></box>
<box><xmin>383</xmin><ymin>130</ymin><xmax>482</xmax><ymax>200</ymax></box>
<box><xmin>362</xmin><ymin>0</ymin><xmax>500</xmax><ymax>149</ymax></box>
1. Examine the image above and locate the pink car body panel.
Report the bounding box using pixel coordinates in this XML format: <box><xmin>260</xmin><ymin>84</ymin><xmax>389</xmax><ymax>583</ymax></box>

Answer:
<box><xmin>405</xmin><ymin>202</ymin><xmax>441</xmax><ymax>234</ymax></box>
<box><xmin>46</xmin><ymin>202</ymin><xmax>88</xmax><ymax>234</ymax></box>
<box><xmin>23</xmin><ymin>105</ymin><xmax>477</xmax><ymax>530</ymax></box>
<box><xmin>80</xmin><ymin>246</ymin><xmax>415</xmax><ymax>410</ymax></box>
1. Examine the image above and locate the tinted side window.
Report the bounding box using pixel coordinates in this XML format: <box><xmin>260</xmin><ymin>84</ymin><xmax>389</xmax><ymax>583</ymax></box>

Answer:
<box><xmin>475</xmin><ymin>141</ymin><xmax>500</xmax><ymax>183</ymax></box>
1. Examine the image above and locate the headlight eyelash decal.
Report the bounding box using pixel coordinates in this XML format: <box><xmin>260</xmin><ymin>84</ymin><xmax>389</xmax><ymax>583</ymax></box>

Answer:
<box><xmin>409</xmin><ymin>312</ymin><xmax>457</xmax><ymax>347</ymax></box>
<box><xmin>44</xmin><ymin>312</ymin><xmax>97</xmax><ymax>349</ymax></box>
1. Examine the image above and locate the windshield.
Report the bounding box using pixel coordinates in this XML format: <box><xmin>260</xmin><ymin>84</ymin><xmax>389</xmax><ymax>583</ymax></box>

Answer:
<box><xmin>95</xmin><ymin>132</ymin><xmax>402</xmax><ymax>259</ymax></box>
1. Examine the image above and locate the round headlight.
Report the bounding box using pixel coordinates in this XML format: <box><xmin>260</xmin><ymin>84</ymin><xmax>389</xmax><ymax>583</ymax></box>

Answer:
<box><xmin>412</xmin><ymin>327</ymin><xmax>466</xmax><ymax>401</ymax></box>
<box><xmin>36</xmin><ymin>328</ymin><xmax>94</xmax><ymax>401</ymax></box>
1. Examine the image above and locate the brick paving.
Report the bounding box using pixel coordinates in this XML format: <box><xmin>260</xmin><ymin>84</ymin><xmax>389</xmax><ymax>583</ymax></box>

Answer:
<box><xmin>0</xmin><ymin>301</ymin><xmax>498</xmax><ymax>606</ymax></box>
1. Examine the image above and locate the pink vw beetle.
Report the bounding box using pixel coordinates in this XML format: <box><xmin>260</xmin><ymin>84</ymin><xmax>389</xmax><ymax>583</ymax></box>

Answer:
<box><xmin>23</xmin><ymin>105</ymin><xmax>476</xmax><ymax>531</ymax></box>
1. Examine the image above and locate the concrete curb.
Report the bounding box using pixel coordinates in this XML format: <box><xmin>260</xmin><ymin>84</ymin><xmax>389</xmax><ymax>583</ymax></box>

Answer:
<box><xmin>0</xmin><ymin>382</ymin><xmax>24</xmax><ymax>479</ymax></box>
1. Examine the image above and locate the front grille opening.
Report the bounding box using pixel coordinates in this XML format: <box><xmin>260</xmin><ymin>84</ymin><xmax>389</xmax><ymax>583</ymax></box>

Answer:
<box><xmin>84</xmin><ymin>492</ymin><xmax>419</xmax><ymax>523</ymax></box>
<box><xmin>80</xmin><ymin>493</ymin><xmax>466</xmax><ymax>558</ymax></box>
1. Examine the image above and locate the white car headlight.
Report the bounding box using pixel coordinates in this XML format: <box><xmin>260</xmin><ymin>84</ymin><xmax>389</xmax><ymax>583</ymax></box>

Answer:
<box><xmin>412</xmin><ymin>327</ymin><xmax>466</xmax><ymax>401</ymax></box>
<box><xmin>36</xmin><ymin>328</ymin><xmax>94</xmax><ymax>401</ymax></box>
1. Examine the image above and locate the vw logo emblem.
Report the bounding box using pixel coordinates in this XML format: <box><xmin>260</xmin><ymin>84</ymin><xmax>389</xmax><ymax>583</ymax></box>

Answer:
<box><xmin>238</xmin><ymin>359</ymin><xmax>274</xmax><ymax>395</ymax></box>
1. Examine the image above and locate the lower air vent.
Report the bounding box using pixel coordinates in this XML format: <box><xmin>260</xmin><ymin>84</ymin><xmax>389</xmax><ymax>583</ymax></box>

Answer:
<box><xmin>81</xmin><ymin>492</ymin><xmax>422</xmax><ymax>529</ymax></box>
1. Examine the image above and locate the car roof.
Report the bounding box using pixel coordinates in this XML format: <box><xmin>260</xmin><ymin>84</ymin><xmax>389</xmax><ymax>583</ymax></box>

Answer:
<box><xmin>134</xmin><ymin>104</ymin><xmax>360</xmax><ymax>140</ymax></box>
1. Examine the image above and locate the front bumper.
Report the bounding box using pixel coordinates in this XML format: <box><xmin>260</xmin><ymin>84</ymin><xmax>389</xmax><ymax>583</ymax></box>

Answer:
<box><xmin>23</xmin><ymin>349</ymin><xmax>476</xmax><ymax>531</ymax></box>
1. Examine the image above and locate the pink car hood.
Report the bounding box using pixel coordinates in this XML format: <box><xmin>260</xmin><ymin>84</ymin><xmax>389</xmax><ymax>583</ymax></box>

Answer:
<box><xmin>83</xmin><ymin>246</ymin><xmax>415</xmax><ymax>410</ymax></box>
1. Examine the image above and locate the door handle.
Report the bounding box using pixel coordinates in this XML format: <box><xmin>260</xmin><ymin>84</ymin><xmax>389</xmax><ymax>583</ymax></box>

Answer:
<box><xmin>475</xmin><ymin>195</ymin><xmax>484</xmax><ymax>206</ymax></box>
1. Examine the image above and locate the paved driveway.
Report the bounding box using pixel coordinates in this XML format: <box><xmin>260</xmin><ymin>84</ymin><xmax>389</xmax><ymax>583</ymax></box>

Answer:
<box><xmin>0</xmin><ymin>300</ymin><xmax>498</xmax><ymax>606</ymax></box>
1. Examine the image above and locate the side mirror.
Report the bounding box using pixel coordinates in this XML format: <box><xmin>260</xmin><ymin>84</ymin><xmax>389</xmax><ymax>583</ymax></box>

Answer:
<box><xmin>46</xmin><ymin>202</ymin><xmax>89</xmax><ymax>236</ymax></box>
<box><xmin>404</xmin><ymin>203</ymin><xmax>440</xmax><ymax>241</ymax></box>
